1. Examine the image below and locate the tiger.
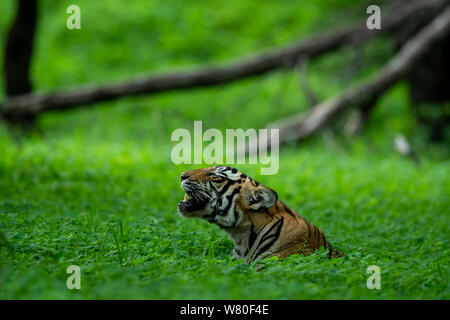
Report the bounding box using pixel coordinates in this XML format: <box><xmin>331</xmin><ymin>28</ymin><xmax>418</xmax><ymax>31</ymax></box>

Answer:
<box><xmin>178</xmin><ymin>166</ymin><xmax>344</xmax><ymax>263</ymax></box>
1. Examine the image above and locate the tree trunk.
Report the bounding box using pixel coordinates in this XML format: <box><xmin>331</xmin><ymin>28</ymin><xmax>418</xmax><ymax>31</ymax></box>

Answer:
<box><xmin>394</xmin><ymin>1</ymin><xmax>450</xmax><ymax>141</ymax></box>
<box><xmin>3</xmin><ymin>0</ymin><xmax>38</xmax><ymax>125</ymax></box>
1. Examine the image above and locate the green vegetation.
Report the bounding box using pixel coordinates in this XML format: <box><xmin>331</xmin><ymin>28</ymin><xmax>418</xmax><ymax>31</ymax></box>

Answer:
<box><xmin>0</xmin><ymin>0</ymin><xmax>448</xmax><ymax>299</ymax></box>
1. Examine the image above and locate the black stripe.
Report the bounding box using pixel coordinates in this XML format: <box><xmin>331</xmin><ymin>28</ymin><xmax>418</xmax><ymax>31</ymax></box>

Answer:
<box><xmin>218</xmin><ymin>179</ymin><xmax>235</xmax><ymax>195</ymax></box>
<box><xmin>260</xmin><ymin>217</ymin><xmax>284</xmax><ymax>243</ymax></box>
<box><xmin>249</xmin><ymin>178</ymin><xmax>260</xmax><ymax>187</ymax></box>
<box><xmin>233</xmin><ymin>208</ymin><xmax>239</xmax><ymax>225</ymax></box>
<box><xmin>252</xmin><ymin>217</ymin><xmax>284</xmax><ymax>261</ymax></box>
<box><xmin>304</xmin><ymin>220</ymin><xmax>312</xmax><ymax>236</ymax></box>
<box><xmin>281</xmin><ymin>201</ymin><xmax>296</xmax><ymax>218</ymax></box>
<box><xmin>247</xmin><ymin>224</ymin><xmax>258</xmax><ymax>255</ymax></box>
<box><xmin>209</xmin><ymin>181</ymin><xmax>220</xmax><ymax>197</ymax></box>
<box><xmin>252</xmin><ymin>236</ymin><xmax>276</xmax><ymax>261</ymax></box>
<box><xmin>219</xmin><ymin>187</ymin><xmax>240</xmax><ymax>216</ymax></box>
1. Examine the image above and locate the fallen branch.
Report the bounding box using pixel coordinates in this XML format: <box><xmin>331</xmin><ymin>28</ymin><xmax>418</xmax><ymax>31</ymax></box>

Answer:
<box><xmin>243</xmin><ymin>4</ymin><xmax>450</xmax><ymax>154</ymax></box>
<box><xmin>1</xmin><ymin>0</ymin><xmax>445</xmax><ymax>116</ymax></box>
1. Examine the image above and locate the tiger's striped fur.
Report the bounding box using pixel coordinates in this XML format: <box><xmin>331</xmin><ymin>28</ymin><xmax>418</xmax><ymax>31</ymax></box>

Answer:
<box><xmin>178</xmin><ymin>166</ymin><xmax>344</xmax><ymax>263</ymax></box>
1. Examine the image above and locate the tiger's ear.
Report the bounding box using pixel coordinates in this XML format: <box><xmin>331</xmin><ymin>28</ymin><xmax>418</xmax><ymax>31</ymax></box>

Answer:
<box><xmin>244</xmin><ymin>185</ymin><xmax>278</xmax><ymax>210</ymax></box>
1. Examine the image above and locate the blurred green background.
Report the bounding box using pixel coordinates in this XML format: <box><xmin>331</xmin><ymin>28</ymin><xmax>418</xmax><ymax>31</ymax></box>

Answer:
<box><xmin>0</xmin><ymin>0</ymin><xmax>448</xmax><ymax>299</ymax></box>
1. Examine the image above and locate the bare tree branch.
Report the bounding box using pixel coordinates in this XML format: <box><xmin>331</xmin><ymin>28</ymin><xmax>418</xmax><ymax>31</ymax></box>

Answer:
<box><xmin>243</xmin><ymin>5</ymin><xmax>450</xmax><ymax>154</ymax></box>
<box><xmin>1</xmin><ymin>0</ymin><xmax>446</xmax><ymax>117</ymax></box>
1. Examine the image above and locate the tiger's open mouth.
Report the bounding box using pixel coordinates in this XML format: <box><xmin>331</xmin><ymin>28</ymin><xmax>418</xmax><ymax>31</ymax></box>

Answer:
<box><xmin>178</xmin><ymin>192</ymin><xmax>207</xmax><ymax>213</ymax></box>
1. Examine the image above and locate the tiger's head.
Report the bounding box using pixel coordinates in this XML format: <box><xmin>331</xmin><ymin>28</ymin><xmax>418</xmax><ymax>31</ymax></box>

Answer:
<box><xmin>178</xmin><ymin>166</ymin><xmax>278</xmax><ymax>228</ymax></box>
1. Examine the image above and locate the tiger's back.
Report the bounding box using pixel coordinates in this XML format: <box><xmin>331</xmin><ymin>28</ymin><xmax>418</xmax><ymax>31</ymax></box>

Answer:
<box><xmin>241</xmin><ymin>200</ymin><xmax>344</xmax><ymax>261</ymax></box>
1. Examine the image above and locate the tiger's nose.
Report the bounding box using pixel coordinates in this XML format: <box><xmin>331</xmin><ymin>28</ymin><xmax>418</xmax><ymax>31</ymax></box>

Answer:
<box><xmin>181</xmin><ymin>172</ymin><xmax>189</xmax><ymax>181</ymax></box>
